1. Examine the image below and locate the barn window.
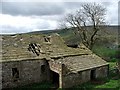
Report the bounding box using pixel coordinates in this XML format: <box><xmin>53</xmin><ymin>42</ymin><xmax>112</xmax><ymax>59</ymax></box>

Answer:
<box><xmin>12</xmin><ymin>68</ymin><xmax>19</xmax><ymax>82</ymax></box>
<box><xmin>41</xmin><ymin>65</ymin><xmax>46</xmax><ymax>73</ymax></box>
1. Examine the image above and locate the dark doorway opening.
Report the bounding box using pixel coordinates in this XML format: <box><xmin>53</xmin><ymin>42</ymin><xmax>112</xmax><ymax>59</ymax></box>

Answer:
<box><xmin>51</xmin><ymin>70</ymin><xmax>59</xmax><ymax>88</ymax></box>
<box><xmin>90</xmin><ymin>69</ymin><xmax>96</xmax><ymax>80</ymax></box>
<box><xmin>41</xmin><ymin>65</ymin><xmax>46</xmax><ymax>73</ymax></box>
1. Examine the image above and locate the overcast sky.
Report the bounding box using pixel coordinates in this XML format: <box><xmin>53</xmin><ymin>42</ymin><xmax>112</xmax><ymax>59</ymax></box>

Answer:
<box><xmin>0</xmin><ymin>0</ymin><xmax>119</xmax><ymax>34</ymax></box>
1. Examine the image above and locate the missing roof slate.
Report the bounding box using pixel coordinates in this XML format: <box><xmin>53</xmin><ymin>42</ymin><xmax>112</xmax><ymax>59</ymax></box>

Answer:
<box><xmin>28</xmin><ymin>43</ymin><xmax>41</xmax><ymax>56</ymax></box>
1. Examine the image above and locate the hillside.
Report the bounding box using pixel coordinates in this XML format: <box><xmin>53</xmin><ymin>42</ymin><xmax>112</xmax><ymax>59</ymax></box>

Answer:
<box><xmin>2</xmin><ymin>26</ymin><xmax>119</xmax><ymax>48</ymax></box>
<box><xmin>26</xmin><ymin>26</ymin><xmax>119</xmax><ymax>48</ymax></box>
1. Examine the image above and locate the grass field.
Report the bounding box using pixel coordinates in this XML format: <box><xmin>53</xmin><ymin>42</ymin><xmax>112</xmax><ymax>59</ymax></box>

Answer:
<box><xmin>92</xmin><ymin>45</ymin><xmax>118</xmax><ymax>61</ymax></box>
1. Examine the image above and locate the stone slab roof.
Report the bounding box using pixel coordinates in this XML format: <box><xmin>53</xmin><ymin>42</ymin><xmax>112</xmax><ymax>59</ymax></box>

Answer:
<box><xmin>1</xmin><ymin>33</ymin><xmax>109</xmax><ymax>73</ymax></box>
<box><xmin>1</xmin><ymin>33</ymin><xmax>92</xmax><ymax>62</ymax></box>
<box><xmin>54</xmin><ymin>54</ymin><xmax>108</xmax><ymax>73</ymax></box>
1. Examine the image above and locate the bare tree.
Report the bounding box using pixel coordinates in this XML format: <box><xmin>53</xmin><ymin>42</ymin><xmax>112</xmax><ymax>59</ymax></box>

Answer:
<box><xmin>60</xmin><ymin>3</ymin><xmax>106</xmax><ymax>49</ymax></box>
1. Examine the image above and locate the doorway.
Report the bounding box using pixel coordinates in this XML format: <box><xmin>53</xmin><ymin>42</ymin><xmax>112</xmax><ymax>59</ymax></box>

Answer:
<box><xmin>90</xmin><ymin>69</ymin><xmax>96</xmax><ymax>80</ymax></box>
<box><xmin>51</xmin><ymin>70</ymin><xmax>59</xmax><ymax>88</ymax></box>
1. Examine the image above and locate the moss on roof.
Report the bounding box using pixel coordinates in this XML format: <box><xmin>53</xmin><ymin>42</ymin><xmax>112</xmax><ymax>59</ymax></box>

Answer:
<box><xmin>54</xmin><ymin>54</ymin><xmax>109</xmax><ymax>73</ymax></box>
<box><xmin>1</xmin><ymin>33</ymin><xmax>92</xmax><ymax>62</ymax></box>
<box><xmin>1</xmin><ymin>33</ymin><xmax>108</xmax><ymax>73</ymax></box>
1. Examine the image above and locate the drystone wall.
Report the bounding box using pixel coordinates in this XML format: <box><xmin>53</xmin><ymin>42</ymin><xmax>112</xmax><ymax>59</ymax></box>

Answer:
<box><xmin>95</xmin><ymin>65</ymin><xmax>109</xmax><ymax>78</ymax></box>
<box><xmin>49</xmin><ymin>61</ymin><xmax>62</xmax><ymax>74</ymax></box>
<box><xmin>62</xmin><ymin>70</ymin><xmax>91</xmax><ymax>88</ymax></box>
<box><xmin>62</xmin><ymin>65</ymin><xmax>109</xmax><ymax>88</ymax></box>
<box><xmin>2</xmin><ymin>59</ymin><xmax>50</xmax><ymax>89</ymax></box>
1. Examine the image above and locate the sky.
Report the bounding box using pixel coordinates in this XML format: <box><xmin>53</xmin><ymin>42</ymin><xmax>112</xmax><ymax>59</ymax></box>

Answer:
<box><xmin>0</xmin><ymin>0</ymin><xmax>119</xmax><ymax>34</ymax></box>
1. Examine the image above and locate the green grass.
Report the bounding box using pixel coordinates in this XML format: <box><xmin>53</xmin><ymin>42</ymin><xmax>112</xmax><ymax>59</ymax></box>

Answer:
<box><xmin>109</xmin><ymin>62</ymin><xmax>117</xmax><ymax>70</ymax></box>
<box><xmin>95</xmin><ymin>79</ymin><xmax>119</xmax><ymax>88</ymax></box>
<box><xmin>72</xmin><ymin>79</ymin><xmax>120</xmax><ymax>89</ymax></box>
<box><xmin>92</xmin><ymin>46</ymin><xmax>117</xmax><ymax>59</ymax></box>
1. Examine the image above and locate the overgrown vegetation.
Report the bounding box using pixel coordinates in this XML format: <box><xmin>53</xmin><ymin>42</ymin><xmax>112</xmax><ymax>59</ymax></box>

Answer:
<box><xmin>92</xmin><ymin>45</ymin><xmax>118</xmax><ymax>62</ymax></box>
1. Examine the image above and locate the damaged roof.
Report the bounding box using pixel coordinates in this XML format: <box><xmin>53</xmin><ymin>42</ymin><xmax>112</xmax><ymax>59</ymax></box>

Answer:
<box><xmin>1</xmin><ymin>33</ymin><xmax>108</xmax><ymax>73</ymax></box>
<box><xmin>1</xmin><ymin>33</ymin><xmax>92</xmax><ymax>62</ymax></box>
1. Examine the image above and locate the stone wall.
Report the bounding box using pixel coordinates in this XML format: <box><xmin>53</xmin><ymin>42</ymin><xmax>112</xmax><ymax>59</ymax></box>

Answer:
<box><xmin>2</xmin><ymin>59</ymin><xmax>109</xmax><ymax>89</ymax></box>
<box><xmin>62</xmin><ymin>65</ymin><xmax>108</xmax><ymax>88</ymax></box>
<box><xmin>95</xmin><ymin>65</ymin><xmax>109</xmax><ymax>78</ymax></box>
<box><xmin>48</xmin><ymin>61</ymin><xmax>108</xmax><ymax>88</ymax></box>
<box><xmin>48</xmin><ymin>61</ymin><xmax>62</xmax><ymax>88</ymax></box>
<box><xmin>48</xmin><ymin>61</ymin><xmax>62</xmax><ymax>74</ymax></box>
<box><xmin>2</xmin><ymin>59</ymin><xmax>50</xmax><ymax>89</ymax></box>
<box><xmin>62</xmin><ymin>70</ymin><xmax>90</xmax><ymax>88</ymax></box>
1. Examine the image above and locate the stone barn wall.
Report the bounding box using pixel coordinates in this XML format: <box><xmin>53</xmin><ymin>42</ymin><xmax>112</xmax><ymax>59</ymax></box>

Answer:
<box><xmin>2</xmin><ymin>59</ymin><xmax>51</xmax><ymax>89</ymax></box>
<box><xmin>2</xmin><ymin>59</ymin><xmax>109</xmax><ymax>89</ymax></box>
<box><xmin>48</xmin><ymin>61</ymin><xmax>109</xmax><ymax>88</ymax></box>
<box><xmin>62</xmin><ymin>65</ymin><xmax>109</xmax><ymax>88</ymax></box>
<box><xmin>62</xmin><ymin>70</ymin><xmax>91</xmax><ymax>88</ymax></box>
<box><xmin>95</xmin><ymin>65</ymin><xmax>109</xmax><ymax>78</ymax></box>
<box><xmin>48</xmin><ymin>61</ymin><xmax>63</xmax><ymax>88</ymax></box>
<box><xmin>49</xmin><ymin>61</ymin><xmax>62</xmax><ymax>74</ymax></box>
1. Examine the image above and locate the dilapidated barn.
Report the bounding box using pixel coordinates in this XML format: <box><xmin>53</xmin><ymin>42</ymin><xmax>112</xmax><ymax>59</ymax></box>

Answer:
<box><xmin>1</xmin><ymin>33</ymin><xmax>109</xmax><ymax>89</ymax></box>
